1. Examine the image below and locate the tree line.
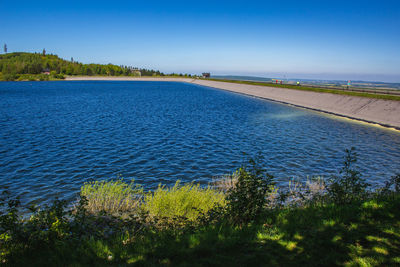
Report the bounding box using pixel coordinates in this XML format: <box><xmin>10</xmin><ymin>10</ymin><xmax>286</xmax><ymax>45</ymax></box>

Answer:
<box><xmin>0</xmin><ymin>52</ymin><xmax>164</xmax><ymax>77</ymax></box>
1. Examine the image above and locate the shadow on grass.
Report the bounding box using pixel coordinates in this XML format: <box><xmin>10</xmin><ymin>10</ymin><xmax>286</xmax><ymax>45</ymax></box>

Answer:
<box><xmin>129</xmin><ymin>196</ymin><xmax>400</xmax><ymax>266</ymax></box>
<box><xmin>4</xmin><ymin>195</ymin><xmax>399</xmax><ymax>266</ymax></box>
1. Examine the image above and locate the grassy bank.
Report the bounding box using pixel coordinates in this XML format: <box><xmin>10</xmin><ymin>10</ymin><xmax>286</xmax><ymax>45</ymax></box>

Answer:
<box><xmin>1</xmin><ymin>150</ymin><xmax>399</xmax><ymax>266</ymax></box>
<box><xmin>205</xmin><ymin>78</ymin><xmax>400</xmax><ymax>101</ymax></box>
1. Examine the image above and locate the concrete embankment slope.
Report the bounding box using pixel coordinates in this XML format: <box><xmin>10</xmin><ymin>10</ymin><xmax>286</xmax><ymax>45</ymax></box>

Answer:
<box><xmin>65</xmin><ymin>77</ymin><xmax>400</xmax><ymax>129</ymax></box>
<box><xmin>191</xmin><ymin>80</ymin><xmax>400</xmax><ymax>129</ymax></box>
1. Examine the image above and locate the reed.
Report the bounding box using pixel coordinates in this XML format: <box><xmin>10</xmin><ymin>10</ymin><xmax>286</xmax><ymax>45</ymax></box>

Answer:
<box><xmin>80</xmin><ymin>179</ymin><xmax>143</xmax><ymax>215</ymax></box>
<box><xmin>143</xmin><ymin>181</ymin><xmax>226</xmax><ymax>221</ymax></box>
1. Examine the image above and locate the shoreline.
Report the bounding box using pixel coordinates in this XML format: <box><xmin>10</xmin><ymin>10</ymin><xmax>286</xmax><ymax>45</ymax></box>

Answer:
<box><xmin>65</xmin><ymin>76</ymin><xmax>195</xmax><ymax>82</ymax></box>
<box><xmin>65</xmin><ymin>76</ymin><xmax>400</xmax><ymax>130</ymax></box>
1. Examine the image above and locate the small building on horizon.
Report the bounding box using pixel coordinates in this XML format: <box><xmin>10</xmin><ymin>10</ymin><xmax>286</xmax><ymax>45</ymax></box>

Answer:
<box><xmin>202</xmin><ymin>72</ymin><xmax>210</xmax><ymax>78</ymax></box>
<box><xmin>42</xmin><ymin>68</ymin><xmax>51</xmax><ymax>75</ymax></box>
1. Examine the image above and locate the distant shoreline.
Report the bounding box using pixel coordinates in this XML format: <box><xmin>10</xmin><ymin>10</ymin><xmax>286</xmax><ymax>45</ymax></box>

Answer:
<box><xmin>65</xmin><ymin>76</ymin><xmax>195</xmax><ymax>82</ymax></box>
<box><xmin>65</xmin><ymin>76</ymin><xmax>400</xmax><ymax>130</ymax></box>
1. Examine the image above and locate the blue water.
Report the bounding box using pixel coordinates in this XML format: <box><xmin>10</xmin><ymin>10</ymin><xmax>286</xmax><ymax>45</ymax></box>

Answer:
<box><xmin>1</xmin><ymin>81</ymin><xmax>400</xmax><ymax>206</ymax></box>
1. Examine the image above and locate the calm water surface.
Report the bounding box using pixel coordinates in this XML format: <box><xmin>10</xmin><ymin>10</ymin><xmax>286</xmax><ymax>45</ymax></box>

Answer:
<box><xmin>1</xmin><ymin>81</ymin><xmax>399</xmax><ymax>206</ymax></box>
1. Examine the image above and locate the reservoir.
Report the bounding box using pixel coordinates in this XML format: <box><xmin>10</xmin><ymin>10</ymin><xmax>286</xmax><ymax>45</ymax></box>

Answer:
<box><xmin>1</xmin><ymin>81</ymin><xmax>399</xmax><ymax>206</ymax></box>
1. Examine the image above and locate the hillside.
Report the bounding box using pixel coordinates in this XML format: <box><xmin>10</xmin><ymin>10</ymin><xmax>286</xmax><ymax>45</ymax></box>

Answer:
<box><xmin>0</xmin><ymin>52</ymin><xmax>164</xmax><ymax>81</ymax></box>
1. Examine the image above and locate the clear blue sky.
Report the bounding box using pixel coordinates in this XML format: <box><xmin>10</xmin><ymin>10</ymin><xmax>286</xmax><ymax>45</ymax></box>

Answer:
<box><xmin>1</xmin><ymin>0</ymin><xmax>399</xmax><ymax>82</ymax></box>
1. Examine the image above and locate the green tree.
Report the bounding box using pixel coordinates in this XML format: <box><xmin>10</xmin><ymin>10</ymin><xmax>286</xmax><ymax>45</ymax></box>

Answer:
<box><xmin>327</xmin><ymin>147</ymin><xmax>370</xmax><ymax>204</ymax></box>
<box><xmin>225</xmin><ymin>156</ymin><xmax>275</xmax><ymax>226</ymax></box>
<box><xmin>0</xmin><ymin>52</ymin><xmax>166</xmax><ymax>79</ymax></box>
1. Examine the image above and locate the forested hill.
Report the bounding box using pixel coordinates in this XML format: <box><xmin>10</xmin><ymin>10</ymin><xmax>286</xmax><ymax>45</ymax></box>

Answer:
<box><xmin>0</xmin><ymin>52</ymin><xmax>164</xmax><ymax>81</ymax></box>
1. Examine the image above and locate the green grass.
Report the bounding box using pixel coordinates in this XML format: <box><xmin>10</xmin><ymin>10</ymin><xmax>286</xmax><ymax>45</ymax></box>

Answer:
<box><xmin>204</xmin><ymin>78</ymin><xmax>400</xmax><ymax>101</ymax></box>
<box><xmin>4</xmin><ymin>193</ymin><xmax>398</xmax><ymax>266</ymax></box>
<box><xmin>128</xmin><ymin>195</ymin><xmax>400</xmax><ymax>266</ymax></box>
<box><xmin>102</xmin><ymin>195</ymin><xmax>400</xmax><ymax>266</ymax></box>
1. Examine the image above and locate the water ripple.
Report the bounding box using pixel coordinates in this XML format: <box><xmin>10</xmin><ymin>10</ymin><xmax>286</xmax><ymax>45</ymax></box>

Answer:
<box><xmin>0</xmin><ymin>81</ymin><xmax>400</xmax><ymax>206</ymax></box>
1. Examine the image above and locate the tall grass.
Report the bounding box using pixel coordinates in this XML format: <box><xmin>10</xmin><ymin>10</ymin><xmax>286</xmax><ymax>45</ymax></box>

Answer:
<box><xmin>143</xmin><ymin>181</ymin><xmax>226</xmax><ymax>221</ymax></box>
<box><xmin>80</xmin><ymin>179</ymin><xmax>143</xmax><ymax>215</ymax></box>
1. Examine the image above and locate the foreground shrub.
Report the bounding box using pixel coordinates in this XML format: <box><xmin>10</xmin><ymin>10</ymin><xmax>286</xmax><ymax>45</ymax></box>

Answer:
<box><xmin>225</xmin><ymin>157</ymin><xmax>275</xmax><ymax>226</ymax></box>
<box><xmin>143</xmin><ymin>181</ymin><xmax>226</xmax><ymax>221</ymax></box>
<box><xmin>382</xmin><ymin>173</ymin><xmax>400</xmax><ymax>193</ymax></box>
<box><xmin>327</xmin><ymin>147</ymin><xmax>370</xmax><ymax>204</ymax></box>
<box><xmin>0</xmin><ymin>192</ymin><xmax>73</xmax><ymax>264</ymax></box>
<box><xmin>80</xmin><ymin>179</ymin><xmax>143</xmax><ymax>216</ymax></box>
<box><xmin>0</xmin><ymin>191</ymin><xmax>23</xmax><ymax>261</ymax></box>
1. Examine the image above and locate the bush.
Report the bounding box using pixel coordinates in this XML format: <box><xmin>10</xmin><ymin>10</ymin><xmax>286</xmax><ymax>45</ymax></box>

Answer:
<box><xmin>80</xmin><ymin>179</ymin><xmax>143</xmax><ymax>216</ymax></box>
<box><xmin>225</xmin><ymin>157</ymin><xmax>275</xmax><ymax>226</ymax></box>
<box><xmin>380</xmin><ymin>173</ymin><xmax>400</xmax><ymax>195</ymax></box>
<box><xmin>0</xmin><ymin>191</ymin><xmax>23</xmax><ymax>261</ymax></box>
<box><xmin>50</xmin><ymin>71</ymin><xmax>65</xmax><ymax>79</ymax></box>
<box><xmin>143</xmin><ymin>181</ymin><xmax>226</xmax><ymax>222</ymax></box>
<box><xmin>327</xmin><ymin>147</ymin><xmax>369</xmax><ymax>204</ymax></box>
<box><xmin>0</xmin><ymin>191</ymin><xmax>71</xmax><ymax>263</ymax></box>
<box><xmin>56</xmin><ymin>73</ymin><xmax>65</xmax><ymax>79</ymax></box>
<box><xmin>1</xmin><ymin>73</ymin><xmax>18</xmax><ymax>81</ymax></box>
<box><xmin>38</xmin><ymin>74</ymin><xmax>49</xmax><ymax>81</ymax></box>
<box><xmin>24</xmin><ymin>199</ymin><xmax>70</xmax><ymax>247</ymax></box>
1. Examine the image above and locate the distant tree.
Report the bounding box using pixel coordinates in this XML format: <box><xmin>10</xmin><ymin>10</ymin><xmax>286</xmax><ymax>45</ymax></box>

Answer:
<box><xmin>71</xmin><ymin>57</ymin><xmax>74</xmax><ymax>62</ymax></box>
<box><xmin>3</xmin><ymin>44</ymin><xmax>7</xmax><ymax>53</ymax></box>
<box><xmin>0</xmin><ymin>52</ymin><xmax>165</xmax><ymax>77</ymax></box>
